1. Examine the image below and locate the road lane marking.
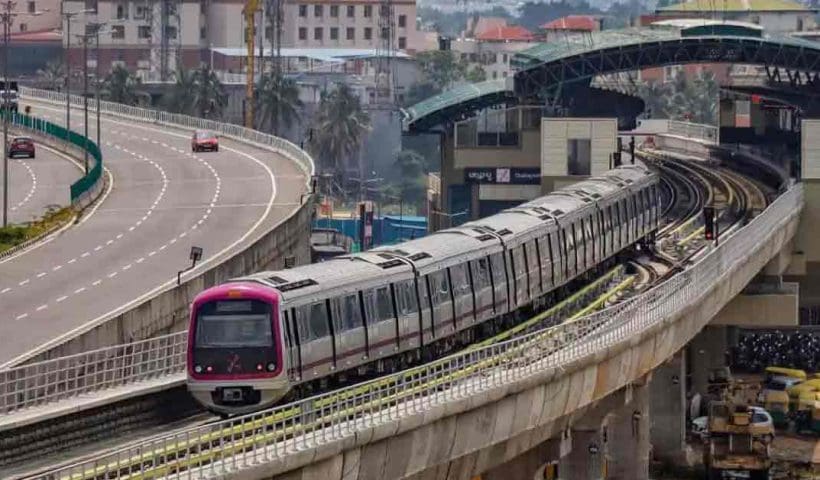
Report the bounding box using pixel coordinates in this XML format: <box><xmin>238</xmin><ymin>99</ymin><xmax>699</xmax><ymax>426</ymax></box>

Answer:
<box><xmin>36</xmin><ymin>304</ymin><xmax>47</xmax><ymax>311</ymax></box>
<box><xmin>74</xmin><ymin>287</ymin><xmax>86</xmax><ymax>294</ymax></box>
<box><xmin>56</xmin><ymin>296</ymin><xmax>68</xmax><ymax>303</ymax></box>
<box><xmin>19</xmin><ymin>279</ymin><xmax>29</xmax><ymax>286</ymax></box>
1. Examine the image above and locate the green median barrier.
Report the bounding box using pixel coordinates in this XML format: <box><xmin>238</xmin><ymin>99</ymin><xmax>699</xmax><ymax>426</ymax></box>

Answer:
<box><xmin>2</xmin><ymin>111</ymin><xmax>103</xmax><ymax>203</ymax></box>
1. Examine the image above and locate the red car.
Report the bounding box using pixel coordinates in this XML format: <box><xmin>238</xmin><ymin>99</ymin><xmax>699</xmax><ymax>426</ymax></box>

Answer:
<box><xmin>192</xmin><ymin>130</ymin><xmax>219</xmax><ymax>152</ymax></box>
<box><xmin>8</xmin><ymin>136</ymin><xmax>34</xmax><ymax>158</ymax></box>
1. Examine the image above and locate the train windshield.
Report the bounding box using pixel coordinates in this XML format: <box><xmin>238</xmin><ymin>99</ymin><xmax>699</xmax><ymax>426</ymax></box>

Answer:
<box><xmin>195</xmin><ymin>299</ymin><xmax>273</xmax><ymax>348</ymax></box>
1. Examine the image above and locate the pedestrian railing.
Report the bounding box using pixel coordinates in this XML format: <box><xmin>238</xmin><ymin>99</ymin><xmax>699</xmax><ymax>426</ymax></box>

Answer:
<box><xmin>18</xmin><ymin>86</ymin><xmax>315</xmax><ymax>181</ymax></box>
<box><xmin>0</xmin><ymin>332</ymin><xmax>187</xmax><ymax>415</ymax></box>
<box><xmin>668</xmin><ymin>119</ymin><xmax>719</xmax><ymax>144</ymax></box>
<box><xmin>42</xmin><ymin>183</ymin><xmax>803</xmax><ymax>479</ymax></box>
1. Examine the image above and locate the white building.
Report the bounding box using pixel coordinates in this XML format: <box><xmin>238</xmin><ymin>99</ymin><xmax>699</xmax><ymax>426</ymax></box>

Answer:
<box><xmin>655</xmin><ymin>0</ymin><xmax>817</xmax><ymax>33</ymax></box>
<box><xmin>451</xmin><ymin>20</ymin><xmax>535</xmax><ymax>80</ymax></box>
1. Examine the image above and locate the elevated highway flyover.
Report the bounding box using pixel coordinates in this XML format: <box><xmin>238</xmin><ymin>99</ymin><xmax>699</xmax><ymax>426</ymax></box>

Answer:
<box><xmin>0</xmin><ymin>87</ymin><xmax>313</xmax><ymax>369</ymax></box>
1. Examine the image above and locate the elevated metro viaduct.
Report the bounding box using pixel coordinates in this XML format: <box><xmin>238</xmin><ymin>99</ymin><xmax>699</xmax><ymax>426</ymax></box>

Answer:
<box><xmin>318</xmin><ymin>23</ymin><xmax>820</xmax><ymax>480</ymax></box>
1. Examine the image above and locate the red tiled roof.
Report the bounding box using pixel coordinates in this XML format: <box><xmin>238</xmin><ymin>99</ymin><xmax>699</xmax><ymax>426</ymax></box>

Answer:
<box><xmin>541</xmin><ymin>15</ymin><xmax>598</xmax><ymax>31</ymax></box>
<box><xmin>9</xmin><ymin>28</ymin><xmax>61</xmax><ymax>43</ymax></box>
<box><xmin>475</xmin><ymin>25</ymin><xmax>534</xmax><ymax>42</ymax></box>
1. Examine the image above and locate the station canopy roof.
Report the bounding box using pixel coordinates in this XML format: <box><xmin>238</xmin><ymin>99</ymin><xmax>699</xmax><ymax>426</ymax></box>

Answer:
<box><xmin>657</xmin><ymin>0</ymin><xmax>811</xmax><ymax>11</ymax></box>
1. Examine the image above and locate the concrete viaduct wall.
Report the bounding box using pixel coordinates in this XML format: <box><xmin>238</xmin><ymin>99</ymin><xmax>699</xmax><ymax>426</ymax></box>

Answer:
<box><xmin>232</xmin><ymin>191</ymin><xmax>801</xmax><ymax>480</ymax></box>
<box><xmin>18</xmin><ymin>198</ymin><xmax>312</xmax><ymax>365</ymax></box>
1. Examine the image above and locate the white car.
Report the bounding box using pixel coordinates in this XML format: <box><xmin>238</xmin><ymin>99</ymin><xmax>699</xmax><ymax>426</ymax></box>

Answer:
<box><xmin>691</xmin><ymin>407</ymin><xmax>774</xmax><ymax>441</ymax></box>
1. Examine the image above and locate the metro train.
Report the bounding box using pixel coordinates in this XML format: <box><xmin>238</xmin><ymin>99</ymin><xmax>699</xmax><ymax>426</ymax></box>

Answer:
<box><xmin>187</xmin><ymin>164</ymin><xmax>661</xmax><ymax>415</ymax></box>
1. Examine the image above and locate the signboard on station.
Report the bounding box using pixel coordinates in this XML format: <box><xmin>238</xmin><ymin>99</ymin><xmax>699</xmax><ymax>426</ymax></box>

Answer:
<box><xmin>464</xmin><ymin>167</ymin><xmax>540</xmax><ymax>185</ymax></box>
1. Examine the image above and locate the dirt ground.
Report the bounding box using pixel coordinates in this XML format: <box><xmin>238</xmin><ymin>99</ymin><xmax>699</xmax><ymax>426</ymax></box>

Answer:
<box><xmin>770</xmin><ymin>434</ymin><xmax>820</xmax><ymax>479</ymax></box>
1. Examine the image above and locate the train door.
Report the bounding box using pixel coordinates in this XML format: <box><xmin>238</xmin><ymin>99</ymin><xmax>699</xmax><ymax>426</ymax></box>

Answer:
<box><xmin>416</xmin><ymin>276</ymin><xmax>434</xmax><ymax>344</ymax></box>
<box><xmin>394</xmin><ymin>280</ymin><xmax>420</xmax><ymax>352</ymax></box>
<box><xmin>510</xmin><ymin>246</ymin><xmax>528</xmax><ymax>306</ymax></box>
<box><xmin>469</xmin><ymin>257</ymin><xmax>494</xmax><ymax>322</ymax></box>
<box><xmin>525</xmin><ymin>240</ymin><xmax>541</xmax><ymax>299</ymax></box>
<box><xmin>584</xmin><ymin>216</ymin><xmax>594</xmax><ymax>271</ymax></box>
<box><xmin>362</xmin><ymin>286</ymin><xmax>398</xmax><ymax>359</ymax></box>
<box><xmin>537</xmin><ymin>236</ymin><xmax>552</xmax><ymax>291</ymax></box>
<box><xmin>449</xmin><ymin>263</ymin><xmax>475</xmax><ymax>330</ymax></box>
<box><xmin>329</xmin><ymin>293</ymin><xmax>367</xmax><ymax>369</ymax></box>
<box><xmin>488</xmin><ymin>253</ymin><xmax>508</xmax><ymax>315</ymax></box>
<box><xmin>428</xmin><ymin>271</ymin><xmax>455</xmax><ymax>337</ymax></box>
<box><xmin>293</xmin><ymin>301</ymin><xmax>334</xmax><ymax>378</ymax></box>
<box><xmin>283</xmin><ymin>309</ymin><xmax>301</xmax><ymax>381</ymax></box>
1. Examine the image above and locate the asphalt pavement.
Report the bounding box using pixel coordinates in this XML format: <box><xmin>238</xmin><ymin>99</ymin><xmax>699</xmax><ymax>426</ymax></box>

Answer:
<box><xmin>0</xmin><ymin>100</ymin><xmax>308</xmax><ymax>367</ymax></box>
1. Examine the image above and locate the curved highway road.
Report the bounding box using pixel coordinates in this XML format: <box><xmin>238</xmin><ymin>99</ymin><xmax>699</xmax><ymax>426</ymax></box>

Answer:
<box><xmin>0</xmin><ymin>142</ymin><xmax>81</xmax><ymax>225</ymax></box>
<box><xmin>0</xmin><ymin>100</ymin><xmax>308</xmax><ymax>367</ymax></box>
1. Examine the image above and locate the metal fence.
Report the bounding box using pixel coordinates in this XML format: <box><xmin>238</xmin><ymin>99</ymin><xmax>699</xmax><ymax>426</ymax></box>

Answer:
<box><xmin>668</xmin><ymin>120</ymin><xmax>719</xmax><ymax>144</ymax></box>
<box><xmin>0</xmin><ymin>332</ymin><xmax>186</xmax><ymax>415</ymax></box>
<box><xmin>3</xmin><ymin>111</ymin><xmax>103</xmax><ymax>203</ymax></box>
<box><xmin>19</xmin><ymin>86</ymin><xmax>315</xmax><ymax>181</ymax></box>
<box><xmin>44</xmin><ymin>183</ymin><xmax>803</xmax><ymax>479</ymax></box>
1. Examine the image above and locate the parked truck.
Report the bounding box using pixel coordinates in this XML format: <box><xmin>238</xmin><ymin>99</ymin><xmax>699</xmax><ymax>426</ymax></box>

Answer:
<box><xmin>705</xmin><ymin>401</ymin><xmax>773</xmax><ymax>480</ymax></box>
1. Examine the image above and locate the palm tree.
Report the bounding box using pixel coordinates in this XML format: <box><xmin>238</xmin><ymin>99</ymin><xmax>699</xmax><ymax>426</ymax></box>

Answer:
<box><xmin>162</xmin><ymin>68</ymin><xmax>197</xmax><ymax>115</ymax></box>
<box><xmin>37</xmin><ymin>60</ymin><xmax>65</xmax><ymax>91</ymax></box>
<box><xmin>192</xmin><ymin>65</ymin><xmax>227</xmax><ymax>119</ymax></box>
<box><xmin>255</xmin><ymin>71</ymin><xmax>302</xmax><ymax>136</ymax></box>
<box><xmin>308</xmin><ymin>84</ymin><xmax>371</xmax><ymax>179</ymax></box>
<box><xmin>102</xmin><ymin>65</ymin><xmax>142</xmax><ymax>105</ymax></box>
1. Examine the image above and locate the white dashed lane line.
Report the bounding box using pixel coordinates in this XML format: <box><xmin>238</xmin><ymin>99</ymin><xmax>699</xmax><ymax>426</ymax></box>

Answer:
<box><xmin>4</xmin><ymin>122</ymin><xmax>232</xmax><ymax>320</ymax></box>
<box><xmin>10</xmin><ymin>160</ymin><xmax>37</xmax><ymax>212</ymax></box>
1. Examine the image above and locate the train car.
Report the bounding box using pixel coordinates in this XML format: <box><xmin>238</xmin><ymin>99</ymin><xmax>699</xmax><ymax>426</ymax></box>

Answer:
<box><xmin>187</xmin><ymin>164</ymin><xmax>660</xmax><ymax>416</ymax></box>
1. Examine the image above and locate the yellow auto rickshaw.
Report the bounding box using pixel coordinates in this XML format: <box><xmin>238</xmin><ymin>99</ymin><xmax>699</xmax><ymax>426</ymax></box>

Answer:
<box><xmin>764</xmin><ymin>366</ymin><xmax>807</xmax><ymax>382</ymax></box>
<box><xmin>787</xmin><ymin>378</ymin><xmax>820</xmax><ymax>412</ymax></box>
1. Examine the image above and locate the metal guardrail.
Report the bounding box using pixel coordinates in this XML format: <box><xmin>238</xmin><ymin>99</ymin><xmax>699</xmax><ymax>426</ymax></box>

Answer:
<box><xmin>44</xmin><ymin>183</ymin><xmax>803</xmax><ymax>479</ymax></box>
<box><xmin>19</xmin><ymin>86</ymin><xmax>315</xmax><ymax>181</ymax></box>
<box><xmin>668</xmin><ymin>120</ymin><xmax>719</xmax><ymax>144</ymax></box>
<box><xmin>3</xmin><ymin>111</ymin><xmax>103</xmax><ymax>203</ymax></box>
<box><xmin>0</xmin><ymin>332</ymin><xmax>186</xmax><ymax>415</ymax></box>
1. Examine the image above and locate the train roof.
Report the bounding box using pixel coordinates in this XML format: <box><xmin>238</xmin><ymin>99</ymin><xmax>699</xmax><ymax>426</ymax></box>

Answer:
<box><xmin>229</xmin><ymin>164</ymin><xmax>657</xmax><ymax>305</ymax></box>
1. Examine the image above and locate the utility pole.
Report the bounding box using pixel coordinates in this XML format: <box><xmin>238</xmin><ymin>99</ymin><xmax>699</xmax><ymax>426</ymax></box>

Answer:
<box><xmin>1</xmin><ymin>0</ymin><xmax>12</xmax><ymax>228</ymax></box>
<box><xmin>61</xmin><ymin>8</ymin><xmax>93</xmax><ymax>136</ymax></box>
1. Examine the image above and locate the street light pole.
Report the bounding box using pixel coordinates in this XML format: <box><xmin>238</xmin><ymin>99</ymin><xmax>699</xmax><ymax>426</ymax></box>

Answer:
<box><xmin>95</xmin><ymin>26</ymin><xmax>100</xmax><ymax>146</ymax></box>
<box><xmin>82</xmin><ymin>33</ymin><xmax>88</xmax><ymax>173</ymax></box>
<box><xmin>62</xmin><ymin>9</ymin><xmax>93</xmax><ymax>136</ymax></box>
<box><xmin>1</xmin><ymin>1</ymin><xmax>10</xmax><ymax>228</ymax></box>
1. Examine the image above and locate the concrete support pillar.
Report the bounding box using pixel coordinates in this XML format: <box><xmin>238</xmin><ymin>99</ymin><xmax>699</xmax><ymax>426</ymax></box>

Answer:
<box><xmin>560</xmin><ymin>429</ymin><xmax>605</xmax><ymax>480</ymax></box>
<box><xmin>689</xmin><ymin>325</ymin><xmax>729</xmax><ymax>396</ymax></box>
<box><xmin>605</xmin><ymin>383</ymin><xmax>650</xmax><ymax>480</ymax></box>
<box><xmin>650</xmin><ymin>350</ymin><xmax>686</xmax><ymax>465</ymax></box>
<box><xmin>483</xmin><ymin>434</ymin><xmax>569</xmax><ymax>480</ymax></box>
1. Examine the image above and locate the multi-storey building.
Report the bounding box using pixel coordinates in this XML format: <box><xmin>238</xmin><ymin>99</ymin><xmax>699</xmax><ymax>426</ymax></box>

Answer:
<box><xmin>652</xmin><ymin>0</ymin><xmax>817</xmax><ymax>33</ymax></box>
<box><xmin>451</xmin><ymin>18</ymin><xmax>535</xmax><ymax>80</ymax></box>
<box><xmin>63</xmin><ymin>0</ymin><xmax>419</xmax><ymax>77</ymax></box>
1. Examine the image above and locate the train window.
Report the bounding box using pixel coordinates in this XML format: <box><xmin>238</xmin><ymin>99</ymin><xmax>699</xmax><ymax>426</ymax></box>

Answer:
<box><xmin>489</xmin><ymin>253</ymin><xmax>505</xmax><ymax>286</ymax></box>
<box><xmin>294</xmin><ymin>302</ymin><xmax>330</xmax><ymax>342</ymax></box>
<box><xmin>396</xmin><ymin>280</ymin><xmax>419</xmax><ymax>315</ymax></box>
<box><xmin>471</xmin><ymin>258</ymin><xmax>490</xmax><ymax>290</ymax></box>
<box><xmin>332</xmin><ymin>294</ymin><xmax>362</xmax><ymax>332</ymax></box>
<box><xmin>417</xmin><ymin>278</ymin><xmax>431</xmax><ymax>312</ymax></box>
<box><xmin>450</xmin><ymin>264</ymin><xmax>471</xmax><ymax>298</ymax></box>
<box><xmin>376</xmin><ymin>286</ymin><xmax>395</xmax><ymax>322</ymax></box>
<box><xmin>362</xmin><ymin>289</ymin><xmax>378</xmax><ymax>325</ymax></box>
<box><xmin>428</xmin><ymin>271</ymin><xmax>450</xmax><ymax>305</ymax></box>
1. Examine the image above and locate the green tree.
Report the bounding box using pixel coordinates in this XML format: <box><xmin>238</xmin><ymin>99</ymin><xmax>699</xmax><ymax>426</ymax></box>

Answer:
<box><xmin>394</xmin><ymin>149</ymin><xmax>427</xmax><ymax>208</ymax></box>
<box><xmin>37</xmin><ymin>60</ymin><xmax>64</xmax><ymax>91</ymax></box>
<box><xmin>465</xmin><ymin>65</ymin><xmax>487</xmax><ymax>83</ymax></box>
<box><xmin>415</xmin><ymin>50</ymin><xmax>467</xmax><ymax>90</ymax></box>
<box><xmin>162</xmin><ymin>68</ymin><xmax>197</xmax><ymax>114</ymax></box>
<box><xmin>192</xmin><ymin>65</ymin><xmax>227</xmax><ymax>119</ymax></box>
<box><xmin>102</xmin><ymin>65</ymin><xmax>143</xmax><ymax>105</ymax></box>
<box><xmin>255</xmin><ymin>72</ymin><xmax>302</xmax><ymax>136</ymax></box>
<box><xmin>636</xmin><ymin>80</ymin><xmax>673</xmax><ymax>119</ymax></box>
<box><xmin>308</xmin><ymin>84</ymin><xmax>371</xmax><ymax>179</ymax></box>
<box><xmin>667</xmin><ymin>71</ymin><xmax>718</xmax><ymax>124</ymax></box>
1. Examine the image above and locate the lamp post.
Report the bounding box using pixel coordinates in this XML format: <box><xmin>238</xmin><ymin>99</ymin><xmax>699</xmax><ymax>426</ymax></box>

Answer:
<box><xmin>1</xmin><ymin>1</ymin><xmax>45</xmax><ymax>227</ymax></box>
<box><xmin>61</xmin><ymin>8</ymin><xmax>94</xmax><ymax>136</ymax></box>
<box><xmin>75</xmin><ymin>22</ymin><xmax>103</xmax><ymax>174</ymax></box>
<box><xmin>1</xmin><ymin>0</ymin><xmax>12</xmax><ymax>228</ymax></box>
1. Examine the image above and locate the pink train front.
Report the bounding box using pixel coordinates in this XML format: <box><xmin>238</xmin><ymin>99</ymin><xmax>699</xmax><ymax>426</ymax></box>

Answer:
<box><xmin>186</xmin><ymin>282</ymin><xmax>289</xmax><ymax>416</ymax></box>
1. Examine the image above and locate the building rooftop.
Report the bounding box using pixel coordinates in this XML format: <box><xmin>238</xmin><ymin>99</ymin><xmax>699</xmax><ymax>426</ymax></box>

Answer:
<box><xmin>658</xmin><ymin>0</ymin><xmax>810</xmax><ymax>12</ymax></box>
<box><xmin>211</xmin><ymin>47</ymin><xmax>411</xmax><ymax>63</ymax></box>
<box><xmin>9</xmin><ymin>28</ymin><xmax>61</xmax><ymax>43</ymax></box>
<box><xmin>541</xmin><ymin>15</ymin><xmax>599</xmax><ymax>31</ymax></box>
<box><xmin>475</xmin><ymin>25</ymin><xmax>534</xmax><ymax>42</ymax></box>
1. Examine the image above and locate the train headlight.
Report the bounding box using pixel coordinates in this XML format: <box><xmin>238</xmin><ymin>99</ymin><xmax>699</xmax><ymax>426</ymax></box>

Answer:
<box><xmin>206</xmin><ymin>365</ymin><xmax>213</xmax><ymax>373</ymax></box>
<box><xmin>256</xmin><ymin>363</ymin><xmax>263</xmax><ymax>371</ymax></box>
<box><xmin>267</xmin><ymin>362</ymin><xmax>276</xmax><ymax>372</ymax></box>
<box><xmin>194</xmin><ymin>365</ymin><xmax>203</xmax><ymax>373</ymax></box>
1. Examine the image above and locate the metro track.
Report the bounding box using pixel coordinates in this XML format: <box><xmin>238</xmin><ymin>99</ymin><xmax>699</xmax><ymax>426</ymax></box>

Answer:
<box><xmin>2</xmin><ymin>151</ymin><xmax>777</xmax><ymax>480</ymax></box>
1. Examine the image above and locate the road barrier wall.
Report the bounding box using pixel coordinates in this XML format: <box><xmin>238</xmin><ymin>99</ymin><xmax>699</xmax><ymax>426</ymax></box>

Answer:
<box><xmin>2</xmin><ymin>89</ymin><xmax>315</xmax><ymax>368</ymax></box>
<box><xmin>4</xmin><ymin>112</ymin><xmax>104</xmax><ymax>211</ymax></box>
